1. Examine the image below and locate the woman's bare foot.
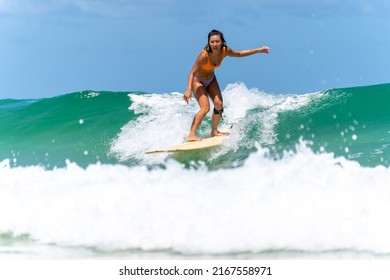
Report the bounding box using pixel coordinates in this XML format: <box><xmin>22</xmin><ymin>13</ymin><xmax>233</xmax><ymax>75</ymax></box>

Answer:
<box><xmin>186</xmin><ymin>136</ymin><xmax>202</xmax><ymax>142</ymax></box>
<box><xmin>211</xmin><ymin>130</ymin><xmax>230</xmax><ymax>137</ymax></box>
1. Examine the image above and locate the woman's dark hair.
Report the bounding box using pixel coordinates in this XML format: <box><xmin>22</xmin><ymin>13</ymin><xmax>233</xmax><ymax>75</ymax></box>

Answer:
<box><xmin>204</xmin><ymin>29</ymin><xmax>227</xmax><ymax>53</ymax></box>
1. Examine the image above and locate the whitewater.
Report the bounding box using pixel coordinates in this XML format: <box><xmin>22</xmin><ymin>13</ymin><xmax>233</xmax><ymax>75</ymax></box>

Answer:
<box><xmin>1</xmin><ymin>82</ymin><xmax>390</xmax><ymax>259</ymax></box>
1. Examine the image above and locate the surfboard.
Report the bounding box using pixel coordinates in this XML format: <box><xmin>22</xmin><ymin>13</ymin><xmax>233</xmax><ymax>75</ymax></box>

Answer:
<box><xmin>145</xmin><ymin>135</ymin><xmax>229</xmax><ymax>154</ymax></box>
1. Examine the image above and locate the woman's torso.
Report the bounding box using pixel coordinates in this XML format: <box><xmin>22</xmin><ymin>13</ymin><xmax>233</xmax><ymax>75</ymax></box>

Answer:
<box><xmin>196</xmin><ymin>47</ymin><xmax>227</xmax><ymax>79</ymax></box>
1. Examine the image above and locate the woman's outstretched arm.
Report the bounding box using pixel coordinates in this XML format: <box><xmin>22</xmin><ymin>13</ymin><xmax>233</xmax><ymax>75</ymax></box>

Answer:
<box><xmin>226</xmin><ymin>46</ymin><xmax>270</xmax><ymax>57</ymax></box>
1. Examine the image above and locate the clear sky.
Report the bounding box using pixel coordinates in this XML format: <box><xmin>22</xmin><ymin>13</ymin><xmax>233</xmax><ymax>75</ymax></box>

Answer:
<box><xmin>1</xmin><ymin>0</ymin><xmax>389</xmax><ymax>99</ymax></box>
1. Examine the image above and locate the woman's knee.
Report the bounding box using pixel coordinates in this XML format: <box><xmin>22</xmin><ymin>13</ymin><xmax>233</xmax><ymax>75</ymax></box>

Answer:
<box><xmin>213</xmin><ymin>99</ymin><xmax>223</xmax><ymax>111</ymax></box>
<box><xmin>199</xmin><ymin>106</ymin><xmax>210</xmax><ymax>116</ymax></box>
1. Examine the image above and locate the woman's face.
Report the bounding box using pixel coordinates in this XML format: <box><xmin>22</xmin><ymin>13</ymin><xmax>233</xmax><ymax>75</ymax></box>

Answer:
<box><xmin>209</xmin><ymin>35</ymin><xmax>222</xmax><ymax>52</ymax></box>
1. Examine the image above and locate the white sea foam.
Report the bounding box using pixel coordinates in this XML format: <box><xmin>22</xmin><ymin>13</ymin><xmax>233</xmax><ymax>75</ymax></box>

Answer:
<box><xmin>109</xmin><ymin>92</ymin><xmax>193</xmax><ymax>164</ymax></box>
<box><xmin>1</xmin><ymin>142</ymin><xmax>390</xmax><ymax>257</ymax></box>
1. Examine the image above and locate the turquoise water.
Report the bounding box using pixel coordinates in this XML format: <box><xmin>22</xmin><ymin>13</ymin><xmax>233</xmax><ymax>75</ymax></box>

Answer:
<box><xmin>1</xmin><ymin>83</ymin><xmax>390</xmax><ymax>259</ymax></box>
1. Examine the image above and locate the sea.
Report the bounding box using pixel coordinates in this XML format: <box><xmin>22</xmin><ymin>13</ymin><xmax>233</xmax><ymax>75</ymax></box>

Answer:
<box><xmin>1</xmin><ymin>82</ymin><xmax>390</xmax><ymax>260</ymax></box>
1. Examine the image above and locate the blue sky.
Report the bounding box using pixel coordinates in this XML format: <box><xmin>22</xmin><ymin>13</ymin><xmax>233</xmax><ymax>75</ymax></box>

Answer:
<box><xmin>0</xmin><ymin>0</ymin><xmax>389</xmax><ymax>99</ymax></box>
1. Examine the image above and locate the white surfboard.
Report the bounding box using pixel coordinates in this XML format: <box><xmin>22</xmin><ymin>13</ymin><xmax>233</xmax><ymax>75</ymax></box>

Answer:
<box><xmin>145</xmin><ymin>135</ymin><xmax>229</xmax><ymax>154</ymax></box>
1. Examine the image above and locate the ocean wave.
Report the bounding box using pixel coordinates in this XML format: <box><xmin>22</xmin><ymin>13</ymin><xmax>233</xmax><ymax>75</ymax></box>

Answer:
<box><xmin>1</xmin><ymin>82</ymin><xmax>389</xmax><ymax>169</ymax></box>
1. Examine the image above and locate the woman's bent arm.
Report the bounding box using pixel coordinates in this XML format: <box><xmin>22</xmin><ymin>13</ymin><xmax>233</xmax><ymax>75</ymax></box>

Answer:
<box><xmin>183</xmin><ymin>53</ymin><xmax>206</xmax><ymax>103</ymax></box>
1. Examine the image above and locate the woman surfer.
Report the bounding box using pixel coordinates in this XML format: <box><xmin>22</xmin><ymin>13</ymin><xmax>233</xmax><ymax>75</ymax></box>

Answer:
<box><xmin>183</xmin><ymin>29</ymin><xmax>270</xmax><ymax>142</ymax></box>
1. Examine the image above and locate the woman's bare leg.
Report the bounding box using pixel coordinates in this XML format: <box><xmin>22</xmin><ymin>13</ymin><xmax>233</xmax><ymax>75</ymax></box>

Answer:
<box><xmin>207</xmin><ymin>77</ymin><xmax>227</xmax><ymax>137</ymax></box>
<box><xmin>187</xmin><ymin>81</ymin><xmax>210</xmax><ymax>141</ymax></box>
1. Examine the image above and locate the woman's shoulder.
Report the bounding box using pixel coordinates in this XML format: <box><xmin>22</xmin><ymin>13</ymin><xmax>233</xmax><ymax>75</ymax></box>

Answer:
<box><xmin>195</xmin><ymin>50</ymin><xmax>208</xmax><ymax>65</ymax></box>
<box><xmin>198</xmin><ymin>49</ymin><xmax>208</xmax><ymax>59</ymax></box>
<box><xmin>200</xmin><ymin>49</ymin><xmax>209</xmax><ymax>58</ymax></box>
<box><xmin>222</xmin><ymin>46</ymin><xmax>228</xmax><ymax>57</ymax></box>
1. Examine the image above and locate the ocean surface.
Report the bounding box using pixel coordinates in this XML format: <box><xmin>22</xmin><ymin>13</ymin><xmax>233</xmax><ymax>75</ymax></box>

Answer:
<box><xmin>1</xmin><ymin>82</ymin><xmax>390</xmax><ymax>259</ymax></box>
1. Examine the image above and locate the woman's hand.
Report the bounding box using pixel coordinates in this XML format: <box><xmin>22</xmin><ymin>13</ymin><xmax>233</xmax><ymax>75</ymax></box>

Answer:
<box><xmin>183</xmin><ymin>89</ymin><xmax>192</xmax><ymax>104</ymax></box>
<box><xmin>258</xmin><ymin>46</ymin><xmax>270</xmax><ymax>54</ymax></box>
